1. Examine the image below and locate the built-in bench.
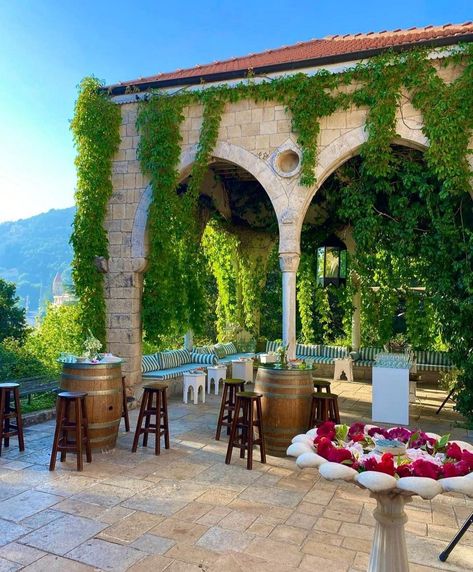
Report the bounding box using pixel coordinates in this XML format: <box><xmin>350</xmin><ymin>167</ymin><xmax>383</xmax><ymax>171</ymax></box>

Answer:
<box><xmin>6</xmin><ymin>375</ymin><xmax>59</xmax><ymax>404</ymax></box>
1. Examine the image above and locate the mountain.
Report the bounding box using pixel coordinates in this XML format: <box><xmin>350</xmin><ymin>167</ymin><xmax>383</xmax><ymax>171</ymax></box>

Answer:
<box><xmin>0</xmin><ymin>207</ymin><xmax>75</xmax><ymax>317</ymax></box>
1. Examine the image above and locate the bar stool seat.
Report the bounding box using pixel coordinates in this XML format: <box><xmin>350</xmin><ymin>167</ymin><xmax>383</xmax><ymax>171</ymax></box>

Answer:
<box><xmin>215</xmin><ymin>379</ymin><xmax>245</xmax><ymax>440</ymax></box>
<box><xmin>312</xmin><ymin>377</ymin><xmax>332</xmax><ymax>393</ymax></box>
<box><xmin>0</xmin><ymin>383</ymin><xmax>25</xmax><ymax>456</ymax></box>
<box><xmin>132</xmin><ymin>383</ymin><xmax>170</xmax><ymax>455</ymax></box>
<box><xmin>225</xmin><ymin>391</ymin><xmax>266</xmax><ymax>470</ymax></box>
<box><xmin>49</xmin><ymin>391</ymin><xmax>91</xmax><ymax>471</ymax></box>
<box><xmin>308</xmin><ymin>391</ymin><xmax>341</xmax><ymax>429</ymax></box>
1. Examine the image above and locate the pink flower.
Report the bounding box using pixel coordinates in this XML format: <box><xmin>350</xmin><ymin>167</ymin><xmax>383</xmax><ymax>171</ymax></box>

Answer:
<box><xmin>348</xmin><ymin>422</ymin><xmax>366</xmax><ymax>439</ymax></box>
<box><xmin>368</xmin><ymin>426</ymin><xmax>389</xmax><ymax>438</ymax></box>
<box><xmin>316</xmin><ymin>437</ymin><xmax>333</xmax><ymax>460</ymax></box>
<box><xmin>316</xmin><ymin>421</ymin><xmax>336</xmax><ymax>440</ymax></box>
<box><xmin>411</xmin><ymin>459</ymin><xmax>441</xmax><ymax>479</ymax></box>
<box><xmin>446</xmin><ymin>443</ymin><xmax>463</xmax><ymax>461</ymax></box>
<box><xmin>351</xmin><ymin>434</ymin><xmax>365</xmax><ymax>443</ymax></box>
<box><xmin>442</xmin><ymin>461</ymin><xmax>470</xmax><ymax>478</ymax></box>
<box><xmin>387</xmin><ymin>427</ymin><xmax>412</xmax><ymax>443</ymax></box>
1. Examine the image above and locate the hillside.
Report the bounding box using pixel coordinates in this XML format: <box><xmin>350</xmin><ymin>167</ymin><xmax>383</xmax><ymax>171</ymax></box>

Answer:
<box><xmin>0</xmin><ymin>207</ymin><xmax>75</xmax><ymax>316</ymax></box>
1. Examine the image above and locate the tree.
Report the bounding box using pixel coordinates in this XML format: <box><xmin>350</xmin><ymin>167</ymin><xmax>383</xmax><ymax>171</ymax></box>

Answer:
<box><xmin>0</xmin><ymin>279</ymin><xmax>27</xmax><ymax>342</ymax></box>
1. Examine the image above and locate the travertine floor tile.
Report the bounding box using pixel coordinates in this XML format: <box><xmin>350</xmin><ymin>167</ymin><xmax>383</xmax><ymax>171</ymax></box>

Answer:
<box><xmin>21</xmin><ymin>554</ymin><xmax>96</xmax><ymax>571</ymax></box>
<box><xmin>0</xmin><ymin>491</ymin><xmax>62</xmax><ymax>522</ymax></box>
<box><xmin>66</xmin><ymin>538</ymin><xmax>146</xmax><ymax>571</ymax></box>
<box><xmin>196</xmin><ymin>526</ymin><xmax>254</xmax><ymax>553</ymax></box>
<box><xmin>0</xmin><ymin>542</ymin><xmax>46</xmax><ymax>566</ymax></box>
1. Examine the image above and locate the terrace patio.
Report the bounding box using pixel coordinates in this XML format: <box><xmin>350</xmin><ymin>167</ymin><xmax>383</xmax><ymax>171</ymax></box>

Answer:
<box><xmin>0</xmin><ymin>381</ymin><xmax>471</xmax><ymax>572</ymax></box>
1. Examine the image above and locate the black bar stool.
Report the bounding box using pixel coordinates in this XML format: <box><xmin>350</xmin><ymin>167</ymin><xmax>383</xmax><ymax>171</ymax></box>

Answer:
<box><xmin>0</xmin><ymin>383</ymin><xmax>25</xmax><ymax>456</ymax></box>
<box><xmin>225</xmin><ymin>391</ymin><xmax>266</xmax><ymax>470</ymax></box>
<box><xmin>215</xmin><ymin>379</ymin><xmax>245</xmax><ymax>440</ymax></box>
<box><xmin>49</xmin><ymin>391</ymin><xmax>91</xmax><ymax>471</ymax></box>
<box><xmin>132</xmin><ymin>383</ymin><xmax>170</xmax><ymax>455</ymax></box>
<box><xmin>308</xmin><ymin>391</ymin><xmax>341</xmax><ymax>429</ymax></box>
<box><xmin>121</xmin><ymin>375</ymin><xmax>130</xmax><ymax>432</ymax></box>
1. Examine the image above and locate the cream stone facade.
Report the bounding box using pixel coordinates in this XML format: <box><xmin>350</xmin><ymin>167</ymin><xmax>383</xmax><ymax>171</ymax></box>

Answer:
<box><xmin>103</xmin><ymin>61</ymin><xmax>472</xmax><ymax>395</ymax></box>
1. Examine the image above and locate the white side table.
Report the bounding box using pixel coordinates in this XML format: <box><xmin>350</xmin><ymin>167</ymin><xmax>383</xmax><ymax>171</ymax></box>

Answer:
<box><xmin>183</xmin><ymin>372</ymin><xmax>206</xmax><ymax>404</ymax></box>
<box><xmin>232</xmin><ymin>359</ymin><xmax>254</xmax><ymax>383</ymax></box>
<box><xmin>207</xmin><ymin>365</ymin><xmax>227</xmax><ymax>395</ymax></box>
<box><xmin>333</xmin><ymin>357</ymin><xmax>354</xmax><ymax>382</ymax></box>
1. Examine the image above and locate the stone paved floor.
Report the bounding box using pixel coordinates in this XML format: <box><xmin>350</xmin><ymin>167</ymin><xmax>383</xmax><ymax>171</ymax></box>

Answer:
<box><xmin>0</xmin><ymin>381</ymin><xmax>472</xmax><ymax>571</ymax></box>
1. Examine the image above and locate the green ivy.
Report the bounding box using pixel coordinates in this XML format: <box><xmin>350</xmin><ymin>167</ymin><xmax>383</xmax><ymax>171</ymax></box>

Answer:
<box><xmin>70</xmin><ymin>76</ymin><xmax>121</xmax><ymax>343</ymax></box>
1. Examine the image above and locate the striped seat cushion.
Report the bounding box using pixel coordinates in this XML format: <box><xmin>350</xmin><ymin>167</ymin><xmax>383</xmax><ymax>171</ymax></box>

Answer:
<box><xmin>321</xmin><ymin>345</ymin><xmax>348</xmax><ymax>359</ymax></box>
<box><xmin>143</xmin><ymin>362</ymin><xmax>204</xmax><ymax>381</ymax></box>
<box><xmin>193</xmin><ymin>345</ymin><xmax>216</xmax><ymax>355</ymax></box>
<box><xmin>213</xmin><ymin>344</ymin><xmax>228</xmax><ymax>359</ymax></box>
<box><xmin>296</xmin><ymin>343</ymin><xmax>321</xmax><ymax>357</ymax></box>
<box><xmin>415</xmin><ymin>350</ymin><xmax>453</xmax><ymax>371</ymax></box>
<box><xmin>191</xmin><ymin>351</ymin><xmax>217</xmax><ymax>365</ymax></box>
<box><xmin>158</xmin><ymin>349</ymin><xmax>191</xmax><ymax>369</ymax></box>
<box><xmin>266</xmin><ymin>340</ymin><xmax>282</xmax><ymax>353</ymax></box>
<box><xmin>141</xmin><ymin>353</ymin><xmax>160</xmax><ymax>373</ymax></box>
<box><xmin>358</xmin><ymin>347</ymin><xmax>383</xmax><ymax>361</ymax></box>
<box><xmin>220</xmin><ymin>342</ymin><xmax>237</xmax><ymax>355</ymax></box>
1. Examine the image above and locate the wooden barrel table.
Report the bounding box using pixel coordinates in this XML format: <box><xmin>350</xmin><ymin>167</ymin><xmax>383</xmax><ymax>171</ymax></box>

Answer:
<box><xmin>60</xmin><ymin>361</ymin><xmax>123</xmax><ymax>451</ymax></box>
<box><xmin>255</xmin><ymin>366</ymin><xmax>313</xmax><ymax>457</ymax></box>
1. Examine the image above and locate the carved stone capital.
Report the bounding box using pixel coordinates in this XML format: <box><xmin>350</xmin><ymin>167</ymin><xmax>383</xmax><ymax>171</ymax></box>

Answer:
<box><xmin>132</xmin><ymin>257</ymin><xmax>148</xmax><ymax>273</ymax></box>
<box><xmin>94</xmin><ymin>256</ymin><xmax>109</xmax><ymax>273</ymax></box>
<box><xmin>279</xmin><ymin>252</ymin><xmax>300</xmax><ymax>273</ymax></box>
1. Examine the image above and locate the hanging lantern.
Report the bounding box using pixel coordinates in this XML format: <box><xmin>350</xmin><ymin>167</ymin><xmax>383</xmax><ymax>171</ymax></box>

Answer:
<box><xmin>316</xmin><ymin>235</ymin><xmax>347</xmax><ymax>287</ymax></box>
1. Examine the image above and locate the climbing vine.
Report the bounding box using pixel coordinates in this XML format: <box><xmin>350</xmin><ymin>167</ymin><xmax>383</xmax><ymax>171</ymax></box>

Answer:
<box><xmin>70</xmin><ymin>76</ymin><xmax>121</xmax><ymax>343</ymax></box>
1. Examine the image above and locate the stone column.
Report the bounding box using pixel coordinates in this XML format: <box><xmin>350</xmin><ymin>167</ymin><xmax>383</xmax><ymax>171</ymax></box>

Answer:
<box><xmin>279</xmin><ymin>253</ymin><xmax>300</xmax><ymax>360</ymax></box>
<box><xmin>184</xmin><ymin>331</ymin><xmax>193</xmax><ymax>351</ymax></box>
<box><xmin>351</xmin><ymin>275</ymin><xmax>361</xmax><ymax>351</ymax></box>
<box><xmin>105</xmin><ymin>257</ymin><xmax>146</xmax><ymax>399</ymax></box>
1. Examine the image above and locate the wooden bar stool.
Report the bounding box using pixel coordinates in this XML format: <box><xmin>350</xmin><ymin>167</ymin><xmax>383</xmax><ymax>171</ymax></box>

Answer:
<box><xmin>308</xmin><ymin>392</ymin><xmax>341</xmax><ymax>429</ymax></box>
<box><xmin>225</xmin><ymin>391</ymin><xmax>266</xmax><ymax>470</ymax></box>
<box><xmin>215</xmin><ymin>379</ymin><xmax>245</xmax><ymax>440</ymax></box>
<box><xmin>0</xmin><ymin>383</ymin><xmax>25</xmax><ymax>456</ymax></box>
<box><xmin>132</xmin><ymin>383</ymin><xmax>170</xmax><ymax>455</ymax></box>
<box><xmin>49</xmin><ymin>391</ymin><xmax>91</xmax><ymax>471</ymax></box>
<box><xmin>312</xmin><ymin>378</ymin><xmax>332</xmax><ymax>393</ymax></box>
<box><xmin>121</xmin><ymin>375</ymin><xmax>130</xmax><ymax>432</ymax></box>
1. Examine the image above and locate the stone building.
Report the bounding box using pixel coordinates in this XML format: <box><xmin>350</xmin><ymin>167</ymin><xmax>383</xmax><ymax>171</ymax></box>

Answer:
<box><xmin>102</xmin><ymin>23</ymin><xmax>473</xmax><ymax>392</ymax></box>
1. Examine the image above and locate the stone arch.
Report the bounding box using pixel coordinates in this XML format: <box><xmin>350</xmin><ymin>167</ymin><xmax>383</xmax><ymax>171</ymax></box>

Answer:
<box><xmin>131</xmin><ymin>141</ymin><xmax>292</xmax><ymax>261</ymax></box>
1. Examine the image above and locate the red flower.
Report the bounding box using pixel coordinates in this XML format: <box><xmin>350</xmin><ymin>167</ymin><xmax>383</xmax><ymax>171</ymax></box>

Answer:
<box><xmin>461</xmin><ymin>449</ymin><xmax>473</xmax><ymax>471</ymax></box>
<box><xmin>446</xmin><ymin>443</ymin><xmax>463</xmax><ymax>461</ymax></box>
<box><xmin>442</xmin><ymin>461</ymin><xmax>470</xmax><ymax>478</ymax></box>
<box><xmin>327</xmin><ymin>447</ymin><xmax>354</xmax><ymax>464</ymax></box>
<box><xmin>395</xmin><ymin>464</ymin><xmax>413</xmax><ymax>478</ymax></box>
<box><xmin>351</xmin><ymin>433</ymin><xmax>365</xmax><ymax>443</ymax></box>
<box><xmin>363</xmin><ymin>454</ymin><xmax>395</xmax><ymax>476</ymax></box>
<box><xmin>316</xmin><ymin>421</ymin><xmax>336</xmax><ymax>442</ymax></box>
<box><xmin>316</xmin><ymin>436</ymin><xmax>334</xmax><ymax>460</ymax></box>
<box><xmin>411</xmin><ymin>459</ymin><xmax>441</xmax><ymax>479</ymax></box>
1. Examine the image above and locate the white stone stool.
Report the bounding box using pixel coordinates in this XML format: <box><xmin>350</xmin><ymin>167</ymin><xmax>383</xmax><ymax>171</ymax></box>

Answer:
<box><xmin>183</xmin><ymin>372</ymin><xmax>206</xmax><ymax>404</ymax></box>
<box><xmin>333</xmin><ymin>357</ymin><xmax>354</xmax><ymax>382</ymax></box>
<box><xmin>231</xmin><ymin>359</ymin><xmax>254</xmax><ymax>383</ymax></box>
<box><xmin>207</xmin><ymin>365</ymin><xmax>227</xmax><ymax>395</ymax></box>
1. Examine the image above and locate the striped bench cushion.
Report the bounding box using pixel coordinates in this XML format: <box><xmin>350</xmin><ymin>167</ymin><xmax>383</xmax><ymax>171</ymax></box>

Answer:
<box><xmin>142</xmin><ymin>363</ymin><xmax>204</xmax><ymax>381</ymax></box>
<box><xmin>142</xmin><ymin>354</ymin><xmax>160</xmax><ymax>373</ymax></box>
<box><xmin>266</xmin><ymin>340</ymin><xmax>282</xmax><ymax>353</ymax></box>
<box><xmin>221</xmin><ymin>342</ymin><xmax>238</xmax><ymax>355</ymax></box>
<box><xmin>217</xmin><ymin>352</ymin><xmax>255</xmax><ymax>364</ymax></box>
<box><xmin>321</xmin><ymin>345</ymin><xmax>348</xmax><ymax>359</ymax></box>
<box><xmin>191</xmin><ymin>351</ymin><xmax>217</xmax><ymax>365</ymax></box>
<box><xmin>358</xmin><ymin>347</ymin><xmax>383</xmax><ymax>361</ymax></box>
<box><xmin>296</xmin><ymin>343</ymin><xmax>321</xmax><ymax>357</ymax></box>
<box><xmin>193</xmin><ymin>345</ymin><xmax>216</xmax><ymax>355</ymax></box>
<box><xmin>158</xmin><ymin>349</ymin><xmax>191</xmax><ymax>369</ymax></box>
<box><xmin>415</xmin><ymin>351</ymin><xmax>451</xmax><ymax>367</ymax></box>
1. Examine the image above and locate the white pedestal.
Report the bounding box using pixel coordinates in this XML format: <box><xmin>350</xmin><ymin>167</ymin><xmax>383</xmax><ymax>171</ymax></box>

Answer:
<box><xmin>183</xmin><ymin>373</ymin><xmax>206</xmax><ymax>404</ymax></box>
<box><xmin>259</xmin><ymin>353</ymin><xmax>277</xmax><ymax>364</ymax></box>
<box><xmin>232</xmin><ymin>360</ymin><xmax>254</xmax><ymax>383</ymax></box>
<box><xmin>372</xmin><ymin>366</ymin><xmax>410</xmax><ymax>425</ymax></box>
<box><xmin>207</xmin><ymin>365</ymin><xmax>227</xmax><ymax>395</ymax></box>
<box><xmin>334</xmin><ymin>357</ymin><xmax>354</xmax><ymax>382</ymax></box>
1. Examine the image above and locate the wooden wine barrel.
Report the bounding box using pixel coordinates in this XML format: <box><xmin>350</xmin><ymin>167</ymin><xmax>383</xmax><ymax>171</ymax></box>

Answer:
<box><xmin>255</xmin><ymin>366</ymin><xmax>313</xmax><ymax>457</ymax></box>
<box><xmin>60</xmin><ymin>361</ymin><xmax>122</xmax><ymax>451</ymax></box>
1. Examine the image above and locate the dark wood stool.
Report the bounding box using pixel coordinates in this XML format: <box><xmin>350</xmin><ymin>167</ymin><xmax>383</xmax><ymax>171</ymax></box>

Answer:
<box><xmin>132</xmin><ymin>383</ymin><xmax>170</xmax><ymax>455</ymax></box>
<box><xmin>121</xmin><ymin>375</ymin><xmax>130</xmax><ymax>432</ymax></box>
<box><xmin>225</xmin><ymin>391</ymin><xmax>266</xmax><ymax>470</ymax></box>
<box><xmin>49</xmin><ymin>391</ymin><xmax>91</xmax><ymax>471</ymax></box>
<box><xmin>312</xmin><ymin>377</ymin><xmax>332</xmax><ymax>393</ymax></box>
<box><xmin>308</xmin><ymin>392</ymin><xmax>341</xmax><ymax>428</ymax></box>
<box><xmin>215</xmin><ymin>379</ymin><xmax>246</xmax><ymax>440</ymax></box>
<box><xmin>0</xmin><ymin>383</ymin><xmax>25</xmax><ymax>456</ymax></box>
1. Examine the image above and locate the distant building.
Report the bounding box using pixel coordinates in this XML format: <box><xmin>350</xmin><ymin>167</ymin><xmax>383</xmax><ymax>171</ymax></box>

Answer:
<box><xmin>52</xmin><ymin>272</ymin><xmax>76</xmax><ymax>306</ymax></box>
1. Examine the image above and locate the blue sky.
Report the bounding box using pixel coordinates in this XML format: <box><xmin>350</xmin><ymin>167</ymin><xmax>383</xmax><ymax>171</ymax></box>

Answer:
<box><xmin>0</xmin><ymin>0</ymin><xmax>471</xmax><ymax>222</ymax></box>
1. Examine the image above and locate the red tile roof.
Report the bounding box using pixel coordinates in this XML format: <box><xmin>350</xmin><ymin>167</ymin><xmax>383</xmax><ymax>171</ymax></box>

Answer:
<box><xmin>109</xmin><ymin>22</ymin><xmax>473</xmax><ymax>92</ymax></box>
